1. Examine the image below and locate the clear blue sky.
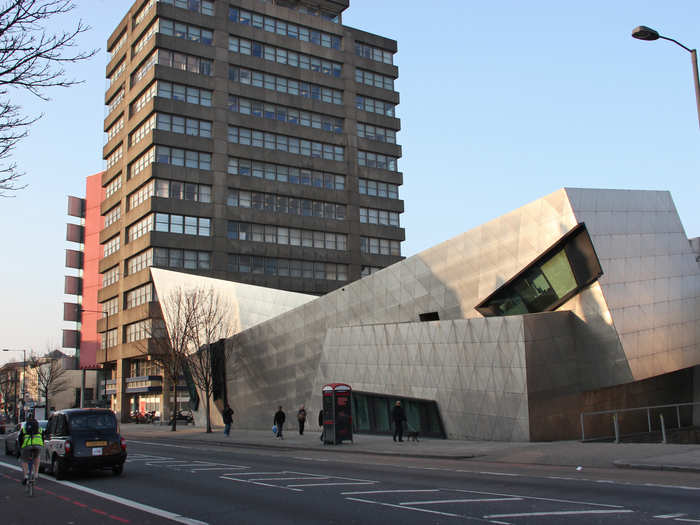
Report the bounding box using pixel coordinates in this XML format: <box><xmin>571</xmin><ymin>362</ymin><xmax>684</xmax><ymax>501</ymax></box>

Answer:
<box><xmin>1</xmin><ymin>0</ymin><xmax>698</xmax><ymax>363</ymax></box>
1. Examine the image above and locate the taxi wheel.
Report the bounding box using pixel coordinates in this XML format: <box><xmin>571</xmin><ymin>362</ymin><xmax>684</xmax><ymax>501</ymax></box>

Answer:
<box><xmin>3</xmin><ymin>441</ymin><xmax>9</xmax><ymax>455</ymax></box>
<box><xmin>52</xmin><ymin>456</ymin><xmax>66</xmax><ymax>480</ymax></box>
<box><xmin>112</xmin><ymin>463</ymin><xmax>123</xmax><ymax>476</ymax></box>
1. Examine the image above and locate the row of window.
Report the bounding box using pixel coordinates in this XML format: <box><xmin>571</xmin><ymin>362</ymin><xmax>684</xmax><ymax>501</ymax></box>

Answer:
<box><xmin>107</xmin><ymin>88</ymin><xmax>125</xmax><ymax>115</ymax></box>
<box><xmin>227</xmin><ymin>190</ymin><xmax>346</xmax><ymax>220</ymax></box>
<box><xmin>355</xmin><ymin>69</ymin><xmax>394</xmax><ymax>91</ymax></box>
<box><xmin>106</xmin><ymin>146</ymin><xmax>122</xmax><ymax>170</ymax></box>
<box><xmin>103</xmin><ymin>297</ymin><xmax>119</xmax><ymax>317</ymax></box>
<box><xmin>359</xmin><ymin>178</ymin><xmax>399</xmax><ymax>200</ymax></box>
<box><xmin>158</xmin><ymin>0</ymin><xmax>213</xmax><ymax>16</ymax></box>
<box><xmin>355</xmin><ymin>95</ymin><xmax>396</xmax><ymax>118</ymax></box>
<box><xmin>105</xmin><ymin>175</ymin><xmax>122</xmax><ymax>199</ymax></box>
<box><xmin>129</xmin><ymin>114</ymin><xmax>157</xmax><ymax>147</ymax></box>
<box><xmin>129</xmin><ymin>179</ymin><xmax>212</xmax><ymax>210</ymax></box>
<box><xmin>104</xmin><ymin>206</ymin><xmax>121</xmax><ymax>228</ymax></box>
<box><xmin>358</xmin><ymin>150</ymin><xmax>398</xmax><ymax>172</ymax></box>
<box><xmin>228</xmin><ymin>255</ymin><xmax>348</xmax><ymax>281</ymax></box>
<box><xmin>110</xmin><ymin>32</ymin><xmax>127</xmax><ymax>59</ymax></box>
<box><xmin>228</xmin><ymin>95</ymin><xmax>343</xmax><ymax>134</ymax></box>
<box><xmin>227</xmin><ymin>221</ymin><xmax>347</xmax><ymax>251</ymax></box>
<box><xmin>129</xmin><ymin>145</ymin><xmax>212</xmax><ymax>179</ymax></box>
<box><xmin>126</xmin><ymin>283</ymin><xmax>155</xmax><ymax>310</ymax></box>
<box><xmin>155</xmin><ymin>80</ymin><xmax>212</xmax><ymax>107</ymax></box>
<box><xmin>104</xmin><ymin>236</ymin><xmax>120</xmax><ymax>257</ymax></box>
<box><xmin>360</xmin><ymin>236</ymin><xmax>401</xmax><ymax>256</ymax></box>
<box><xmin>159</xmin><ymin>18</ymin><xmax>213</xmax><ymax>45</ymax></box>
<box><xmin>361</xmin><ymin>266</ymin><xmax>382</xmax><ymax>277</ymax></box>
<box><xmin>355</xmin><ymin>42</ymin><xmax>393</xmax><ymax>65</ymax></box>
<box><xmin>156</xmin><ymin>112</ymin><xmax>212</xmax><ymax>138</ymax></box>
<box><xmin>359</xmin><ymin>207</ymin><xmax>400</xmax><ymax>227</ymax></box>
<box><xmin>127</xmin><ymin>214</ymin><xmax>154</xmax><ymax>242</ymax></box>
<box><xmin>155</xmin><ymin>212</ymin><xmax>211</xmax><ymax>236</ymax></box>
<box><xmin>259</xmin><ymin>0</ymin><xmax>339</xmax><ymax>23</ymax></box>
<box><xmin>133</xmin><ymin>49</ymin><xmax>212</xmax><ymax>87</ymax></box>
<box><xmin>228</xmin><ymin>7</ymin><xmax>341</xmax><ymax>49</ymax></box>
<box><xmin>155</xmin><ymin>247</ymin><xmax>211</xmax><ymax>271</ymax></box>
<box><xmin>229</xmin><ymin>36</ymin><xmax>342</xmax><ymax>78</ymax></box>
<box><xmin>103</xmin><ymin>265</ymin><xmax>119</xmax><ymax>287</ymax></box>
<box><xmin>102</xmin><ymin>329</ymin><xmax>118</xmax><ymax>349</ymax></box>
<box><xmin>108</xmin><ymin>60</ymin><xmax>126</xmax><ymax>88</ymax></box>
<box><xmin>228</xmin><ymin>126</ymin><xmax>344</xmax><ymax>162</ymax></box>
<box><xmin>133</xmin><ymin>0</ymin><xmax>155</xmax><ymax>28</ymax></box>
<box><xmin>229</xmin><ymin>66</ymin><xmax>343</xmax><ymax>105</ymax></box>
<box><xmin>106</xmin><ymin>117</ymin><xmax>124</xmax><ymax>143</ymax></box>
<box><xmin>133</xmin><ymin>20</ymin><xmax>158</xmax><ymax>56</ymax></box>
<box><xmin>357</xmin><ymin>122</ymin><xmax>397</xmax><ymax>144</ymax></box>
<box><xmin>228</xmin><ymin>157</ymin><xmax>345</xmax><ymax>190</ymax></box>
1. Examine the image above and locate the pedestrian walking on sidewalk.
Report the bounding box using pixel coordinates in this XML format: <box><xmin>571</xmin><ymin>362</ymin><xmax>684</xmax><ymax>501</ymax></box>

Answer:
<box><xmin>274</xmin><ymin>406</ymin><xmax>286</xmax><ymax>439</ymax></box>
<box><xmin>222</xmin><ymin>404</ymin><xmax>234</xmax><ymax>436</ymax></box>
<box><xmin>318</xmin><ymin>409</ymin><xmax>324</xmax><ymax>442</ymax></box>
<box><xmin>297</xmin><ymin>405</ymin><xmax>307</xmax><ymax>435</ymax></box>
<box><xmin>391</xmin><ymin>400</ymin><xmax>406</xmax><ymax>442</ymax></box>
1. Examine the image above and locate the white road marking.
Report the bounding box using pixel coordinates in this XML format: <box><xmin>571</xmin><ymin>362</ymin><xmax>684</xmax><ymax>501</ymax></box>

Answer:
<box><xmin>248</xmin><ymin>476</ymin><xmax>328</xmax><ymax>481</ymax></box>
<box><xmin>220</xmin><ymin>475</ymin><xmax>302</xmax><ymax>492</ymax></box>
<box><xmin>342</xmin><ymin>489</ymin><xmax>440</xmax><ymax>495</ymax></box>
<box><xmin>401</xmin><ymin>498</ymin><xmax>521</xmax><ymax>506</ymax></box>
<box><xmin>654</xmin><ymin>514</ymin><xmax>687</xmax><ymax>519</ymax></box>
<box><xmin>346</xmin><ymin>497</ymin><xmax>462</xmax><ymax>518</ymax></box>
<box><xmin>0</xmin><ymin>461</ymin><xmax>207</xmax><ymax>525</ymax></box>
<box><xmin>676</xmin><ymin>519</ymin><xmax>700</xmax><ymax>523</ymax></box>
<box><xmin>484</xmin><ymin>510</ymin><xmax>635</xmax><ymax>519</ymax></box>
<box><xmin>478</xmin><ymin>472</ymin><xmax>520</xmax><ymax>477</ymax></box>
<box><xmin>644</xmin><ymin>483</ymin><xmax>700</xmax><ymax>491</ymax></box>
<box><xmin>288</xmin><ymin>481</ymin><xmax>377</xmax><ymax>488</ymax></box>
<box><xmin>445</xmin><ymin>488</ymin><xmax>626</xmax><ymax>508</ymax></box>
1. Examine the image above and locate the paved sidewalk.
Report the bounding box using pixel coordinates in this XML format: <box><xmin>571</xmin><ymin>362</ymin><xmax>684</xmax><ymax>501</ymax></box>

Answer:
<box><xmin>120</xmin><ymin>423</ymin><xmax>700</xmax><ymax>472</ymax></box>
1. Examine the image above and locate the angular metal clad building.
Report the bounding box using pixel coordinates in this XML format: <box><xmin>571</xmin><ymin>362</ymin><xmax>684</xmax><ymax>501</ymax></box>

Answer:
<box><xmin>154</xmin><ymin>187</ymin><xmax>700</xmax><ymax>441</ymax></box>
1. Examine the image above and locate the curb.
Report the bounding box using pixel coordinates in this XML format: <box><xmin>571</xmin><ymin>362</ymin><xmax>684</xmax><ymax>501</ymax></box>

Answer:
<box><xmin>123</xmin><ymin>433</ymin><xmax>475</xmax><ymax>460</ymax></box>
<box><xmin>613</xmin><ymin>460</ymin><xmax>700</xmax><ymax>473</ymax></box>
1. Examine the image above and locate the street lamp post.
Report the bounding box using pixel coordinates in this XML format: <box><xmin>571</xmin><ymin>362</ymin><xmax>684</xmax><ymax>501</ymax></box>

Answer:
<box><xmin>79</xmin><ymin>308</ymin><xmax>109</xmax><ymax>408</ymax></box>
<box><xmin>2</xmin><ymin>348</ymin><xmax>26</xmax><ymax>421</ymax></box>
<box><xmin>632</xmin><ymin>25</ymin><xmax>700</xmax><ymax>129</ymax></box>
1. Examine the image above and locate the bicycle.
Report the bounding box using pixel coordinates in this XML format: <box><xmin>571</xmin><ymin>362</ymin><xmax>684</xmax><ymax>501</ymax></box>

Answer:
<box><xmin>24</xmin><ymin>456</ymin><xmax>38</xmax><ymax>497</ymax></box>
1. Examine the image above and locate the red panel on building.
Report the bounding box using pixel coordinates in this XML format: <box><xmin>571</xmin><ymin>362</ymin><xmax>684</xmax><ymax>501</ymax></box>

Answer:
<box><xmin>79</xmin><ymin>173</ymin><xmax>105</xmax><ymax>370</ymax></box>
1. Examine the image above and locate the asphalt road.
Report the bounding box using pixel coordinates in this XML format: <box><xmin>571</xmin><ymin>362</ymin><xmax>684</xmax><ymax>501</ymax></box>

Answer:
<box><xmin>2</xmin><ymin>439</ymin><xmax>700</xmax><ymax>524</ymax></box>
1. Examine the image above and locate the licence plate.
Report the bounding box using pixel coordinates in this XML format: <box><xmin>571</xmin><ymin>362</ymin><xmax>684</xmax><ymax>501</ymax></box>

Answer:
<box><xmin>92</xmin><ymin>447</ymin><xmax>102</xmax><ymax>456</ymax></box>
<box><xmin>86</xmin><ymin>440</ymin><xmax>107</xmax><ymax>447</ymax></box>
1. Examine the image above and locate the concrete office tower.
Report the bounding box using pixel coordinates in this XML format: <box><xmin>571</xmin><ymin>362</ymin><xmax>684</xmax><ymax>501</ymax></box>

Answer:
<box><xmin>99</xmin><ymin>0</ymin><xmax>403</xmax><ymax>418</ymax></box>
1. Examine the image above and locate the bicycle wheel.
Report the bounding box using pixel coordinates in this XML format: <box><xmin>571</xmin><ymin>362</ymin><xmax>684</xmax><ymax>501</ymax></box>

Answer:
<box><xmin>27</xmin><ymin>478</ymin><xmax>33</xmax><ymax>497</ymax></box>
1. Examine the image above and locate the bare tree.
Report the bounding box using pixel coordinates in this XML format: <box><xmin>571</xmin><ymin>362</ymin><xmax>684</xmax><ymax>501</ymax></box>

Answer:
<box><xmin>139</xmin><ymin>288</ymin><xmax>197</xmax><ymax>431</ymax></box>
<box><xmin>0</xmin><ymin>0</ymin><xmax>96</xmax><ymax>196</ymax></box>
<box><xmin>186</xmin><ymin>288</ymin><xmax>234</xmax><ymax>433</ymax></box>
<box><xmin>28</xmin><ymin>350</ymin><xmax>69</xmax><ymax>414</ymax></box>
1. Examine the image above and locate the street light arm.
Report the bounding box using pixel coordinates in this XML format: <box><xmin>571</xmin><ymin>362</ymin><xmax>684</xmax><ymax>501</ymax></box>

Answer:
<box><xmin>658</xmin><ymin>35</ymin><xmax>693</xmax><ymax>53</ymax></box>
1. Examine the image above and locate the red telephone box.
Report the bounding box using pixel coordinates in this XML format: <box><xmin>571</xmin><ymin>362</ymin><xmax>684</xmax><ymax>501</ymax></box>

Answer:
<box><xmin>322</xmin><ymin>383</ymin><xmax>353</xmax><ymax>444</ymax></box>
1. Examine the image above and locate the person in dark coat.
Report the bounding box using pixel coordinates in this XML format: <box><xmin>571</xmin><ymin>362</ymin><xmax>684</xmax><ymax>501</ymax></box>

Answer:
<box><xmin>297</xmin><ymin>405</ymin><xmax>307</xmax><ymax>435</ymax></box>
<box><xmin>391</xmin><ymin>400</ymin><xmax>406</xmax><ymax>442</ymax></box>
<box><xmin>222</xmin><ymin>404</ymin><xmax>234</xmax><ymax>436</ymax></box>
<box><xmin>273</xmin><ymin>406</ymin><xmax>286</xmax><ymax>439</ymax></box>
<box><xmin>318</xmin><ymin>409</ymin><xmax>324</xmax><ymax>442</ymax></box>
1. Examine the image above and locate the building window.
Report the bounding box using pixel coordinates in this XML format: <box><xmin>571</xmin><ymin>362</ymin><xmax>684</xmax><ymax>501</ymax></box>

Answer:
<box><xmin>128</xmin><ymin>180</ymin><xmax>155</xmax><ymax>210</ymax></box>
<box><xmin>125</xmin><ymin>283</ymin><xmax>155</xmax><ymax>310</ymax></box>
<box><xmin>128</xmin><ymin>147</ymin><xmax>156</xmax><ymax>179</ymax></box>
<box><xmin>154</xmin><ymin>248</ymin><xmax>210</xmax><ymax>270</ymax></box>
<box><xmin>106</xmin><ymin>116</ymin><xmax>124</xmax><ymax>143</ymax></box>
<box><xmin>361</xmin><ymin>265</ymin><xmax>382</xmax><ymax>277</ymax></box>
<box><xmin>104</xmin><ymin>205</ymin><xmax>121</xmax><ymax>228</ymax></box>
<box><xmin>108</xmin><ymin>60</ymin><xmax>126</xmax><ymax>88</ymax></box>
<box><xmin>228</xmin><ymin>126</ymin><xmax>343</xmax><ymax>162</ymax></box>
<box><xmin>102</xmin><ymin>265</ymin><xmax>120</xmax><ymax>287</ymax></box>
<box><xmin>126</xmin><ymin>249</ymin><xmax>153</xmax><ymax>275</ymax></box>
<box><xmin>358</xmin><ymin>151</ymin><xmax>398</xmax><ymax>172</ymax></box>
<box><xmin>357</xmin><ymin>122</ymin><xmax>396</xmax><ymax>144</ymax></box>
<box><xmin>360</xmin><ymin>236</ymin><xmax>401</xmax><ymax>256</ymax></box>
<box><xmin>102</xmin><ymin>297</ymin><xmax>119</xmax><ymax>317</ymax></box>
<box><xmin>228</xmin><ymin>189</ymin><xmax>345</xmax><ymax>220</ymax></box>
<box><xmin>159</xmin><ymin>0</ymin><xmax>214</xmax><ymax>16</ymax></box>
<box><xmin>227</xmin><ymin>221</ymin><xmax>346</xmax><ymax>251</ymax></box>
<box><xmin>131</xmin><ymin>82</ymin><xmax>157</xmax><ymax>116</ymax></box>
<box><xmin>151</xmin><ymin>179</ymin><xmax>211</xmax><ymax>203</ymax></box>
<box><xmin>355</xmin><ymin>95</ymin><xmax>395</xmax><ymax>118</ymax></box>
<box><xmin>156</xmin><ymin>81</ymin><xmax>212</xmax><ymax>106</ymax></box>
<box><xmin>355</xmin><ymin>68</ymin><xmax>394</xmax><ymax>91</ymax></box>
<box><xmin>156</xmin><ymin>113</ymin><xmax>212</xmax><ymax>138</ymax></box>
<box><xmin>354</xmin><ymin>42</ymin><xmax>393</xmax><ymax>65</ymax></box>
<box><xmin>158</xmin><ymin>18</ymin><xmax>213</xmax><ymax>45</ymax></box>
<box><xmin>127</xmin><ymin>214</ymin><xmax>154</xmax><ymax>243</ymax></box>
<box><xmin>154</xmin><ymin>213</ymin><xmax>211</xmax><ymax>236</ymax></box>
<box><xmin>133</xmin><ymin>0</ymin><xmax>155</xmax><ymax>28</ymax></box>
<box><xmin>228</xmin><ymin>254</ymin><xmax>347</xmax><ymax>281</ymax></box>
<box><xmin>101</xmin><ymin>328</ymin><xmax>118</xmax><ymax>349</ymax></box>
<box><xmin>229</xmin><ymin>36</ymin><xmax>341</xmax><ymax>78</ymax></box>
<box><xmin>105</xmin><ymin>145</ymin><xmax>123</xmax><ymax>170</ymax></box>
<box><xmin>229</xmin><ymin>66</ymin><xmax>342</xmax><ymax>105</ymax></box>
<box><xmin>109</xmin><ymin>32</ymin><xmax>127</xmax><ymax>59</ymax></box>
<box><xmin>228</xmin><ymin>157</ymin><xmax>344</xmax><ymax>190</ymax></box>
<box><xmin>359</xmin><ymin>207</ymin><xmax>400</xmax><ymax>227</ymax></box>
<box><xmin>107</xmin><ymin>88</ymin><xmax>125</xmax><ymax>115</ymax></box>
<box><xmin>105</xmin><ymin>174</ymin><xmax>122</xmax><ymax>199</ymax></box>
<box><xmin>228</xmin><ymin>95</ymin><xmax>342</xmax><ymax>134</ymax></box>
<box><xmin>103</xmin><ymin>235</ymin><xmax>120</xmax><ymax>257</ymax></box>
<box><xmin>129</xmin><ymin>114</ymin><xmax>156</xmax><ymax>147</ymax></box>
<box><xmin>155</xmin><ymin>145</ymin><xmax>211</xmax><ymax>170</ymax></box>
<box><xmin>359</xmin><ymin>178</ymin><xmax>399</xmax><ymax>199</ymax></box>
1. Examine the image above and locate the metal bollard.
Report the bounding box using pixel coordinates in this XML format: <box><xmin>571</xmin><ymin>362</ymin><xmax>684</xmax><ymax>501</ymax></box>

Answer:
<box><xmin>660</xmin><ymin>414</ymin><xmax>667</xmax><ymax>444</ymax></box>
<box><xmin>613</xmin><ymin>413</ymin><xmax>620</xmax><ymax>444</ymax></box>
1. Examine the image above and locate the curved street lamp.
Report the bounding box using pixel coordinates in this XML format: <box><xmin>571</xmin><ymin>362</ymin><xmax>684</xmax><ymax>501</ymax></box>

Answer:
<box><xmin>632</xmin><ymin>25</ymin><xmax>700</xmax><ymax>129</ymax></box>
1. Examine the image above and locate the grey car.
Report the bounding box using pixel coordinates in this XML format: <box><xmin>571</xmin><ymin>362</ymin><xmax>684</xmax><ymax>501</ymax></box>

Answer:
<box><xmin>3</xmin><ymin>420</ymin><xmax>48</xmax><ymax>457</ymax></box>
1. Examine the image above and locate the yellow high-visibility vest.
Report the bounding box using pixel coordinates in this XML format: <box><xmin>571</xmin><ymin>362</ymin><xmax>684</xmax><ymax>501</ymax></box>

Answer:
<box><xmin>22</xmin><ymin>433</ymin><xmax>43</xmax><ymax>448</ymax></box>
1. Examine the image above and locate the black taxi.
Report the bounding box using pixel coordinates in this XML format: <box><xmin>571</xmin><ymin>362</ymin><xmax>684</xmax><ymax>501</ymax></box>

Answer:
<box><xmin>41</xmin><ymin>409</ymin><xmax>126</xmax><ymax>479</ymax></box>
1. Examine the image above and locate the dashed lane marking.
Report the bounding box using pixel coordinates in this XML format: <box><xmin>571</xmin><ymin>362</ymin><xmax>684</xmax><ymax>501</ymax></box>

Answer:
<box><xmin>345</xmin><ymin>497</ymin><xmax>462</xmax><ymax>519</ymax></box>
<box><xmin>401</xmin><ymin>498</ymin><xmax>522</xmax><ymax>506</ymax></box>
<box><xmin>484</xmin><ymin>510</ymin><xmax>635</xmax><ymax>519</ymax></box>
<box><xmin>287</xmin><ymin>481</ymin><xmax>377</xmax><ymax>488</ymax></box>
<box><xmin>342</xmin><ymin>489</ymin><xmax>440</xmax><ymax>495</ymax></box>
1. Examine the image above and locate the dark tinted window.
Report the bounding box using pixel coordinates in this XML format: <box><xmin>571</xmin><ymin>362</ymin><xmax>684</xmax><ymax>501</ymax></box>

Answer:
<box><xmin>55</xmin><ymin>415</ymin><xmax>68</xmax><ymax>435</ymax></box>
<box><xmin>68</xmin><ymin>413</ymin><xmax>117</xmax><ymax>432</ymax></box>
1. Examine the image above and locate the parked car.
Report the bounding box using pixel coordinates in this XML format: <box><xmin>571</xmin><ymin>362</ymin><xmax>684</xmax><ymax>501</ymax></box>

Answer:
<box><xmin>168</xmin><ymin>410</ymin><xmax>194</xmax><ymax>425</ymax></box>
<box><xmin>4</xmin><ymin>420</ymin><xmax>48</xmax><ymax>457</ymax></box>
<box><xmin>41</xmin><ymin>409</ymin><xmax>126</xmax><ymax>479</ymax></box>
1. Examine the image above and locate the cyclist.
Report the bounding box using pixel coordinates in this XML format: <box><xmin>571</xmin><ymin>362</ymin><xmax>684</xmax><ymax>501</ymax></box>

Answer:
<box><xmin>19</xmin><ymin>416</ymin><xmax>43</xmax><ymax>486</ymax></box>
